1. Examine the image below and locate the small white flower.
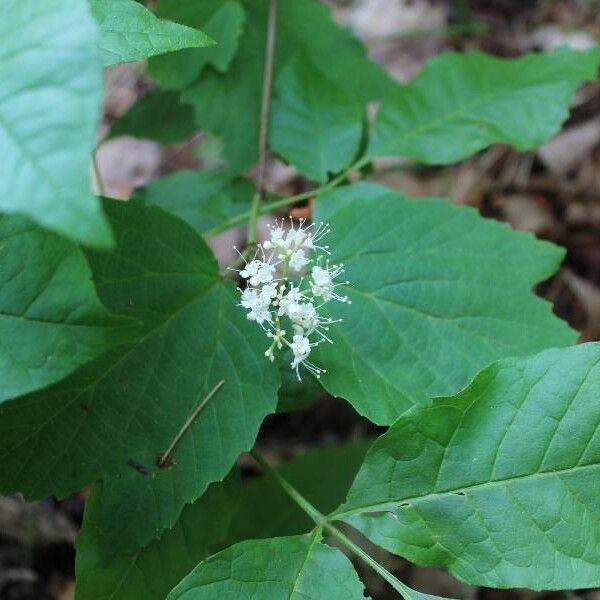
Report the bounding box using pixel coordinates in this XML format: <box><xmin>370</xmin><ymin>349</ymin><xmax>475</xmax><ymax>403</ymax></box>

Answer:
<box><xmin>240</xmin><ymin>259</ymin><xmax>261</xmax><ymax>280</ymax></box>
<box><xmin>290</xmin><ymin>334</ymin><xmax>311</xmax><ymax>366</ymax></box>
<box><xmin>278</xmin><ymin>285</ymin><xmax>303</xmax><ymax>317</ymax></box>
<box><xmin>247</xmin><ymin>300</ymin><xmax>272</xmax><ymax>325</ymax></box>
<box><xmin>260</xmin><ymin>282</ymin><xmax>278</xmax><ymax>302</ymax></box>
<box><xmin>311</xmin><ymin>264</ymin><xmax>348</xmax><ymax>302</ymax></box>
<box><xmin>240</xmin><ymin>287</ymin><xmax>259</xmax><ymax>309</ymax></box>
<box><xmin>234</xmin><ymin>218</ymin><xmax>346</xmax><ymax>380</ymax></box>
<box><xmin>249</xmin><ymin>260</ymin><xmax>276</xmax><ymax>286</ymax></box>
<box><xmin>289</xmin><ymin>249</ymin><xmax>309</xmax><ymax>272</ymax></box>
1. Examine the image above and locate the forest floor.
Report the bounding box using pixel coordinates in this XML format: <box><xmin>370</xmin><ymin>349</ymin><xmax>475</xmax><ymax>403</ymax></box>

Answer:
<box><xmin>1</xmin><ymin>1</ymin><xmax>600</xmax><ymax>599</ymax></box>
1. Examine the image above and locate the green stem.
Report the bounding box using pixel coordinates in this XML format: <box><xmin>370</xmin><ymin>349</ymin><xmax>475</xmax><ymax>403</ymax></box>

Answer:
<box><xmin>206</xmin><ymin>155</ymin><xmax>369</xmax><ymax>239</ymax></box>
<box><xmin>250</xmin><ymin>449</ymin><xmax>416</xmax><ymax>598</ymax></box>
<box><xmin>248</xmin><ymin>0</ymin><xmax>278</xmax><ymax>245</ymax></box>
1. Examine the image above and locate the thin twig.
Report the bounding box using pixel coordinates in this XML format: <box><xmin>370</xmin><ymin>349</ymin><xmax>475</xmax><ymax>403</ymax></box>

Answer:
<box><xmin>248</xmin><ymin>0</ymin><xmax>278</xmax><ymax>244</ymax></box>
<box><xmin>157</xmin><ymin>380</ymin><xmax>225</xmax><ymax>467</ymax></box>
<box><xmin>92</xmin><ymin>149</ymin><xmax>105</xmax><ymax>197</ymax></box>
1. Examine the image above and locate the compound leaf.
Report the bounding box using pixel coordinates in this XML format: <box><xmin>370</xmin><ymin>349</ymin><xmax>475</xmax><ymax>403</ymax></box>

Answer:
<box><xmin>0</xmin><ymin>0</ymin><xmax>111</xmax><ymax>247</ymax></box>
<box><xmin>368</xmin><ymin>47</ymin><xmax>600</xmax><ymax>164</ymax></box>
<box><xmin>270</xmin><ymin>55</ymin><xmax>364</xmax><ymax>183</ymax></box>
<box><xmin>148</xmin><ymin>1</ymin><xmax>246</xmax><ymax>90</ymax></box>
<box><xmin>313</xmin><ymin>183</ymin><xmax>576</xmax><ymax>425</ymax></box>
<box><xmin>89</xmin><ymin>0</ymin><xmax>214</xmax><ymax>66</ymax></box>
<box><xmin>167</xmin><ymin>533</ymin><xmax>368</xmax><ymax>600</ymax></box>
<box><xmin>334</xmin><ymin>343</ymin><xmax>600</xmax><ymax>590</ymax></box>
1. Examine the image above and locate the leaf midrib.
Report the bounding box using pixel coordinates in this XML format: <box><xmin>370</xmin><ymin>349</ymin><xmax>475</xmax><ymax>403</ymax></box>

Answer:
<box><xmin>332</xmin><ymin>462</ymin><xmax>600</xmax><ymax>519</ymax></box>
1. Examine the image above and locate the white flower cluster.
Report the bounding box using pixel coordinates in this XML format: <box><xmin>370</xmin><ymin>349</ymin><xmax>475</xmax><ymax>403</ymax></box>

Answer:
<box><xmin>234</xmin><ymin>219</ymin><xmax>349</xmax><ymax>379</ymax></box>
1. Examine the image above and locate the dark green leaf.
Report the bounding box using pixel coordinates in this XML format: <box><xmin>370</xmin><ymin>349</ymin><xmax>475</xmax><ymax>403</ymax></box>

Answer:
<box><xmin>167</xmin><ymin>532</ymin><xmax>369</xmax><ymax>600</ymax></box>
<box><xmin>335</xmin><ymin>343</ymin><xmax>600</xmax><ymax>590</ymax></box>
<box><xmin>270</xmin><ymin>55</ymin><xmax>364</xmax><ymax>183</ymax></box>
<box><xmin>368</xmin><ymin>48</ymin><xmax>600</xmax><ymax>164</ymax></box>
<box><xmin>76</xmin><ymin>475</ymin><xmax>240</xmax><ymax>600</ymax></box>
<box><xmin>313</xmin><ymin>183</ymin><xmax>576</xmax><ymax>425</ymax></box>
<box><xmin>148</xmin><ymin>2</ymin><xmax>246</xmax><ymax>90</ymax></box>
<box><xmin>89</xmin><ymin>0</ymin><xmax>214</xmax><ymax>66</ymax></box>
<box><xmin>175</xmin><ymin>0</ymin><xmax>393</xmax><ymax>174</ymax></box>
<box><xmin>0</xmin><ymin>215</ymin><xmax>135</xmax><ymax>404</ymax></box>
<box><xmin>226</xmin><ymin>441</ymin><xmax>372</xmax><ymax>543</ymax></box>
<box><xmin>0</xmin><ymin>0</ymin><xmax>112</xmax><ymax>247</ymax></box>
<box><xmin>142</xmin><ymin>169</ymin><xmax>252</xmax><ymax>234</ymax></box>
<box><xmin>0</xmin><ymin>199</ymin><xmax>279</xmax><ymax>553</ymax></box>
<box><xmin>108</xmin><ymin>90</ymin><xmax>197</xmax><ymax>143</ymax></box>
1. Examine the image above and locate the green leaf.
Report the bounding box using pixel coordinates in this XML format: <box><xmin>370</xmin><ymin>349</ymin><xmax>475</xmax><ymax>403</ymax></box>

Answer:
<box><xmin>334</xmin><ymin>343</ymin><xmax>600</xmax><ymax>590</ymax></box>
<box><xmin>148</xmin><ymin>2</ymin><xmax>246</xmax><ymax>90</ymax></box>
<box><xmin>175</xmin><ymin>0</ymin><xmax>393</xmax><ymax>174</ymax></box>
<box><xmin>226</xmin><ymin>441</ymin><xmax>372</xmax><ymax>543</ymax></box>
<box><xmin>76</xmin><ymin>474</ymin><xmax>241</xmax><ymax>600</ymax></box>
<box><xmin>108</xmin><ymin>90</ymin><xmax>197</xmax><ymax>143</ymax></box>
<box><xmin>0</xmin><ymin>0</ymin><xmax>112</xmax><ymax>247</ymax></box>
<box><xmin>167</xmin><ymin>532</ymin><xmax>369</xmax><ymax>600</ymax></box>
<box><xmin>313</xmin><ymin>183</ymin><xmax>576</xmax><ymax>425</ymax></box>
<box><xmin>0</xmin><ymin>199</ymin><xmax>279</xmax><ymax>553</ymax></box>
<box><xmin>142</xmin><ymin>169</ymin><xmax>252</xmax><ymax>235</ymax></box>
<box><xmin>270</xmin><ymin>55</ymin><xmax>364</xmax><ymax>183</ymax></box>
<box><xmin>277</xmin><ymin>363</ymin><xmax>322</xmax><ymax>413</ymax></box>
<box><xmin>0</xmin><ymin>215</ymin><xmax>135</xmax><ymax>404</ymax></box>
<box><xmin>89</xmin><ymin>0</ymin><xmax>214</xmax><ymax>66</ymax></box>
<box><xmin>368</xmin><ymin>47</ymin><xmax>600</xmax><ymax>164</ymax></box>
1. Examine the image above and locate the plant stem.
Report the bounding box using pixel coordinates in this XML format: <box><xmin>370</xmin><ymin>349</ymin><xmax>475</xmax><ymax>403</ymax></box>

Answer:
<box><xmin>157</xmin><ymin>380</ymin><xmax>225</xmax><ymax>467</ymax></box>
<box><xmin>92</xmin><ymin>149</ymin><xmax>105</xmax><ymax>197</ymax></box>
<box><xmin>205</xmin><ymin>155</ymin><xmax>368</xmax><ymax>239</ymax></box>
<box><xmin>249</xmin><ymin>449</ymin><xmax>416</xmax><ymax>598</ymax></box>
<box><xmin>248</xmin><ymin>0</ymin><xmax>278</xmax><ymax>245</ymax></box>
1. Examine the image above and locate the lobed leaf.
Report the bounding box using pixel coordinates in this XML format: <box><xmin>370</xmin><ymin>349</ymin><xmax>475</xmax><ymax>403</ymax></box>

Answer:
<box><xmin>76</xmin><ymin>475</ymin><xmax>240</xmax><ymax>600</ymax></box>
<box><xmin>0</xmin><ymin>215</ymin><xmax>135</xmax><ymax>404</ymax></box>
<box><xmin>89</xmin><ymin>0</ymin><xmax>214</xmax><ymax>66</ymax></box>
<box><xmin>334</xmin><ymin>343</ymin><xmax>600</xmax><ymax>590</ymax></box>
<box><xmin>173</xmin><ymin>0</ymin><xmax>393</xmax><ymax>174</ymax></box>
<box><xmin>0</xmin><ymin>199</ymin><xmax>279</xmax><ymax>553</ymax></box>
<box><xmin>167</xmin><ymin>532</ymin><xmax>369</xmax><ymax>600</ymax></box>
<box><xmin>313</xmin><ymin>183</ymin><xmax>576</xmax><ymax>425</ymax></box>
<box><xmin>0</xmin><ymin>0</ymin><xmax>111</xmax><ymax>247</ymax></box>
<box><xmin>368</xmin><ymin>47</ymin><xmax>600</xmax><ymax>164</ymax></box>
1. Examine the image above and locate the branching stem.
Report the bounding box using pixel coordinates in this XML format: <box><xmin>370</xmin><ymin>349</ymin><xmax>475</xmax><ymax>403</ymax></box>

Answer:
<box><xmin>249</xmin><ymin>449</ymin><xmax>417</xmax><ymax>598</ymax></box>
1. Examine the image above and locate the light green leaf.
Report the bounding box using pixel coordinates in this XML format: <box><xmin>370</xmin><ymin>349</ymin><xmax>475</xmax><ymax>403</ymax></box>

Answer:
<box><xmin>368</xmin><ymin>47</ymin><xmax>600</xmax><ymax>164</ymax></box>
<box><xmin>0</xmin><ymin>215</ymin><xmax>135</xmax><ymax>404</ymax></box>
<box><xmin>108</xmin><ymin>90</ymin><xmax>197</xmax><ymax>143</ymax></box>
<box><xmin>76</xmin><ymin>475</ymin><xmax>241</xmax><ymax>600</ymax></box>
<box><xmin>177</xmin><ymin>0</ymin><xmax>393</xmax><ymax>174</ymax></box>
<box><xmin>0</xmin><ymin>199</ymin><xmax>279</xmax><ymax>553</ymax></box>
<box><xmin>313</xmin><ymin>183</ymin><xmax>576</xmax><ymax>425</ymax></box>
<box><xmin>270</xmin><ymin>55</ymin><xmax>364</xmax><ymax>183</ymax></box>
<box><xmin>142</xmin><ymin>169</ymin><xmax>252</xmax><ymax>235</ymax></box>
<box><xmin>334</xmin><ymin>343</ymin><xmax>600</xmax><ymax>590</ymax></box>
<box><xmin>226</xmin><ymin>441</ymin><xmax>372</xmax><ymax>543</ymax></box>
<box><xmin>167</xmin><ymin>532</ymin><xmax>369</xmax><ymax>600</ymax></box>
<box><xmin>89</xmin><ymin>0</ymin><xmax>214</xmax><ymax>66</ymax></box>
<box><xmin>149</xmin><ymin>2</ymin><xmax>246</xmax><ymax>90</ymax></box>
<box><xmin>0</xmin><ymin>0</ymin><xmax>112</xmax><ymax>247</ymax></box>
